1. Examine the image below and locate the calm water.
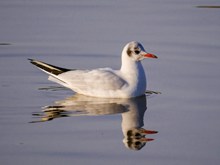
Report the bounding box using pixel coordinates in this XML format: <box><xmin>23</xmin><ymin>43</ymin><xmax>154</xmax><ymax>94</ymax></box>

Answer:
<box><xmin>1</xmin><ymin>0</ymin><xmax>220</xmax><ymax>164</ymax></box>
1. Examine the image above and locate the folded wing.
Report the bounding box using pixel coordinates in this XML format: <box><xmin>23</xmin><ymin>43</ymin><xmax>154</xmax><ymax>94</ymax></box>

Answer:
<box><xmin>29</xmin><ymin>59</ymin><xmax>128</xmax><ymax>96</ymax></box>
<box><xmin>57</xmin><ymin>69</ymin><xmax>127</xmax><ymax>94</ymax></box>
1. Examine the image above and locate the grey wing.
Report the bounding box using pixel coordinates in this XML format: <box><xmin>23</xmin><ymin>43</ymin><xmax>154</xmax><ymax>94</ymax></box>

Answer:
<box><xmin>57</xmin><ymin>69</ymin><xmax>127</xmax><ymax>92</ymax></box>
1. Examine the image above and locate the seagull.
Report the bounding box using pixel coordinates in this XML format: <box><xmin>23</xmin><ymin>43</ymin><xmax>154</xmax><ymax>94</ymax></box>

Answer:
<box><xmin>29</xmin><ymin>41</ymin><xmax>157</xmax><ymax>98</ymax></box>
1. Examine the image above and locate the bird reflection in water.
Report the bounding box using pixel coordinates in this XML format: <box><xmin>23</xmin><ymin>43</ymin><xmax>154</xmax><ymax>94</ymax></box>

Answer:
<box><xmin>31</xmin><ymin>94</ymin><xmax>158</xmax><ymax>151</ymax></box>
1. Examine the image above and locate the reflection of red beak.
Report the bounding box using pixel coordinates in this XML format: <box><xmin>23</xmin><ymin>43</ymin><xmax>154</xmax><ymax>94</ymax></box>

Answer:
<box><xmin>144</xmin><ymin>53</ymin><xmax>158</xmax><ymax>59</ymax></box>
<box><xmin>140</xmin><ymin>138</ymin><xmax>154</xmax><ymax>142</ymax></box>
<box><xmin>142</xmin><ymin>130</ymin><xmax>158</xmax><ymax>134</ymax></box>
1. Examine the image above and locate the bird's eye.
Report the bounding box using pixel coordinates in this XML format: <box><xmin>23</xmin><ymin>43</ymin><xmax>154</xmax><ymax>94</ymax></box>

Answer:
<box><xmin>134</xmin><ymin>50</ymin><xmax>140</xmax><ymax>54</ymax></box>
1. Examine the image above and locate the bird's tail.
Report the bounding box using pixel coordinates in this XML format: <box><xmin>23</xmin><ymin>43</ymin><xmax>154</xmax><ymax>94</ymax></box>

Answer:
<box><xmin>28</xmin><ymin>59</ymin><xmax>73</xmax><ymax>87</ymax></box>
<box><xmin>28</xmin><ymin>59</ymin><xmax>71</xmax><ymax>76</ymax></box>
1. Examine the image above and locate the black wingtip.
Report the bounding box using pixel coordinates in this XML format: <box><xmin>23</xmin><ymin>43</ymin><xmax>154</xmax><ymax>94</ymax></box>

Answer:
<box><xmin>28</xmin><ymin>59</ymin><xmax>39</xmax><ymax>65</ymax></box>
<box><xmin>28</xmin><ymin>59</ymin><xmax>72</xmax><ymax>75</ymax></box>
<box><xmin>28</xmin><ymin>58</ymin><xmax>34</xmax><ymax>62</ymax></box>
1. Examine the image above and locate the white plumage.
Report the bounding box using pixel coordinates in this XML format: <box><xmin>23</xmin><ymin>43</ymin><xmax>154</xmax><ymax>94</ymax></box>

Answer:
<box><xmin>29</xmin><ymin>41</ymin><xmax>157</xmax><ymax>98</ymax></box>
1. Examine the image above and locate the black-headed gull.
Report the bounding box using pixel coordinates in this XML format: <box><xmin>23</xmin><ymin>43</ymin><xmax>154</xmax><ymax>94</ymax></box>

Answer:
<box><xmin>29</xmin><ymin>41</ymin><xmax>157</xmax><ymax>98</ymax></box>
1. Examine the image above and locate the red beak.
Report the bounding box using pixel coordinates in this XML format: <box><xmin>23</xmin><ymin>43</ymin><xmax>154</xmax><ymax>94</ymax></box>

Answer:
<box><xmin>144</xmin><ymin>53</ymin><xmax>158</xmax><ymax>59</ymax></box>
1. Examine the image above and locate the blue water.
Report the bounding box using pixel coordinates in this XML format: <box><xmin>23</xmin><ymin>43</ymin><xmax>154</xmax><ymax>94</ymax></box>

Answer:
<box><xmin>1</xmin><ymin>0</ymin><xmax>220</xmax><ymax>164</ymax></box>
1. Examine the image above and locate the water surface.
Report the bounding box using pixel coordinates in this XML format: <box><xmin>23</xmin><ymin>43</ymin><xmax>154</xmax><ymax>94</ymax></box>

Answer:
<box><xmin>1</xmin><ymin>0</ymin><xmax>220</xmax><ymax>165</ymax></box>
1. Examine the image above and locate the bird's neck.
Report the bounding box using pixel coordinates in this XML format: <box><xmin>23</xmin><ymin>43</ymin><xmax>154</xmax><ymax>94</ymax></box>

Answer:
<box><xmin>120</xmin><ymin>56</ymin><xmax>147</xmax><ymax>95</ymax></box>
<box><xmin>120</xmin><ymin>57</ymin><xmax>145</xmax><ymax>77</ymax></box>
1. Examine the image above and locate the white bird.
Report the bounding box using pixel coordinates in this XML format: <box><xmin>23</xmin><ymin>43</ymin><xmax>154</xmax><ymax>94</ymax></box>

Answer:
<box><xmin>29</xmin><ymin>41</ymin><xmax>157</xmax><ymax>98</ymax></box>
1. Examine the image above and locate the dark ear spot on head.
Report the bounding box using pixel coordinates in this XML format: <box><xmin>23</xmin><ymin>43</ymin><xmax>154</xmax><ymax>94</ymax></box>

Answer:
<box><xmin>127</xmin><ymin>48</ymin><xmax>132</xmax><ymax>57</ymax></box>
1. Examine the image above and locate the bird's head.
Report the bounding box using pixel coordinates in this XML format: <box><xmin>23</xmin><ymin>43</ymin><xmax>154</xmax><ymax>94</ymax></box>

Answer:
<box><xmin>123</xmin><ymin>41</ymin><xmax>158</xmax><ymax>61</ymax></box>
